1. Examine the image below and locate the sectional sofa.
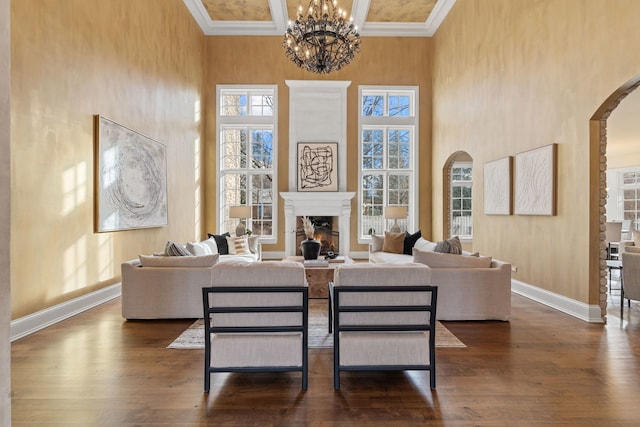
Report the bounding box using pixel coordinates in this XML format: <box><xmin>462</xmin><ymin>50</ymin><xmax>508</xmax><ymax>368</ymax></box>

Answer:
<box><xmin>369</xmin><ymin>236</ymin><xmax>512</xmax><ymax>321</ymax></box>
<box><xmin>121</xmin><ymin>236</ymin><xmax>261</xmax><ymax>319</ymax></box>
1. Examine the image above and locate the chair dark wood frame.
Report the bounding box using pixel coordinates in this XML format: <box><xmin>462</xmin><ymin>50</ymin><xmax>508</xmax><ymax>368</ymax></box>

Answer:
<box><xmin>330</xmin><ymin>284</ymin><xmax>438</xmax><ymax>390</ymax></box>
<box><xmin>202</xmin><ymin>286</ymin><xmax>309</xmax><ymax>392</ymax></box>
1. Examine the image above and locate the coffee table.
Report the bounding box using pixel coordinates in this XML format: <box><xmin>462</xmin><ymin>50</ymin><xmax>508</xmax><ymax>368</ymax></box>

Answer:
<box><xmin>283</xmin><ymin>256</ymin><xmax>354</xmax><ymax>299</ymax></box>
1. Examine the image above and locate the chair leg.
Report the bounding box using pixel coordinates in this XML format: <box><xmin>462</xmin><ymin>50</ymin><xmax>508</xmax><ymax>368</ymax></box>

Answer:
<box><xmin>430</xmin><ymin>368</ymin><xmax>436</xmax><ymax>389</ymax></box>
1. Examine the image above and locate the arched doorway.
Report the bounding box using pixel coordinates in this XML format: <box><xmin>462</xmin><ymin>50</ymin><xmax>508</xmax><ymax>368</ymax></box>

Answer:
<box><xmin>591</xmin><ymin>76</ymin><xmax>640</xmax><ymax>323</ymax></box>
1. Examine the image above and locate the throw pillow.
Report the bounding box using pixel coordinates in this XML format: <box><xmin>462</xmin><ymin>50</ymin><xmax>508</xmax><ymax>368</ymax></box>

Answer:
<box><xmin>226</xmin><ymin>235</ymin><xmax>252</xmax><ymax>255</ymax></box>
<box><xmin>382</xmin><ymin>231</ymin><xmax>405</xmax><ymax>254</ymax></box>
<box><xmin>413</xmin><ymin>237</ymin><xmax>437</xmax><ymax>252</ymax></box>
<box><xmin>186</xmin><ymin>237</ymin><xmax>219</xmax><ymax>256</ymax></box>
<box><xmin>413</xmin><ymin>249</ymin><xmax>492</xmax><ymax>268</ymax></box>
<box><xmin>370</xmin><ymin>234</ymin><xmax>385</xmax><ymax>252</ymax></box>
<box><xmin>208</xmin><ymin>232</ymin><xmax>231</xmax><ymax>255</ymax></box>
<box><xmin>403</xmin><ymin>230</ymin><xmax>422</xmax><ymax>255</ymax></box>
<box><xmin>247</xmin><ymin>235</ymin><xmax>260</xmax><ymax>254</ymax></box>
<box><xmin>139</xmin><ymin>254</ymin><xmax>219</xmax><ymax>268</ymax></box>
<box><xmin>164</xmin><ymin>241</ymin><xmax>192</xmax><ymax>256</ymax></box>
<box><xmin>434</xmin><ymin>236</ymin><xmax>462</xmax><ymax>254</ymax></box>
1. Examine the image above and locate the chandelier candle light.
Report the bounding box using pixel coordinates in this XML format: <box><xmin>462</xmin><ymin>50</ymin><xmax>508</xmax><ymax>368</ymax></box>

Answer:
<box><xmin>283</xmin><ymin>0</ymin><xmax>361</xmax><ymax>74</ymax></box>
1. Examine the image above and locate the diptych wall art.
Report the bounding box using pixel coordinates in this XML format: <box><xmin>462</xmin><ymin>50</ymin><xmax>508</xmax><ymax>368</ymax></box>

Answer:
<box><xmin>514</xmin><ymin>144</ymin><xmax>557</xmax><ymax>216</ymax></box>
<box><xmin>297</xmin><ymin>142</ymin><xmax>338</xmax><ymax>192</ymax></box>
<box><xmin>484</xmin><ymin>156</ymin><xmax>512</xmax><ymax>215</ymax></box>
<box><xmin>94</xmin><ymin>115</ymin><xmax>168</xmax><ymax>232</ymax></box>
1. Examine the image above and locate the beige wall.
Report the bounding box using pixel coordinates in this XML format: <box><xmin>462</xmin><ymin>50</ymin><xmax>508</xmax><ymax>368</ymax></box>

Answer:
<box><xmin>204</xmin><ymin>36</ymin><xmax>434</xmax><ymax>254</ymax></box>
<box><xmin>1</xmin><ymin>0</ymin><xmax>10</xmax><ymax>420</ymax></box>
<box><xmin>10</xmin><ymin>0</ymin><xmax>205</xmax><ymax>318</ymax></box>
<box><xmin>433</xmin><ymin>0</ymin><xmax>640</xmax><ymax>304</ymax></box>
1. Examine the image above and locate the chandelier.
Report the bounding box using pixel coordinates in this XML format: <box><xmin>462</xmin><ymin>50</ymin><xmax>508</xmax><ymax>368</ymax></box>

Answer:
<box><xmin>283</xmin><ymin>0</ymin><xmax>361</xmax><ymax>74</ymax></box>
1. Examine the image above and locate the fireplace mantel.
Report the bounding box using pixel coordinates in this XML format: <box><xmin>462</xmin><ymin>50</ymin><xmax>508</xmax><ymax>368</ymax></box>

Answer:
<box><xmin>280</xmin><ymin>192</ymin><xmax>355</xmax><ymax>257</ymax></box>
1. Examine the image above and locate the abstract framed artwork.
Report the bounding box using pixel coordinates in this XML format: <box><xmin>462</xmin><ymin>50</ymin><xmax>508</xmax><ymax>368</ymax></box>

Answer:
<box><xmin>297</xmin><ymin>142</ymin><xmax>338</xmax><ymax>192</ymax></box>
<box><xmin>484</xmin><ymin>156</ymin><xmax>513</xmax><ymax>215</ymax></box>
<box><xmin>94</xmin><ymin>115</ymin><xmax>168</xmax><ymax>232</ymax></box>
<box><xmin>514</xmin><ymin>143</ymin><xmax>557</xmax><ymax>216</ymax></box>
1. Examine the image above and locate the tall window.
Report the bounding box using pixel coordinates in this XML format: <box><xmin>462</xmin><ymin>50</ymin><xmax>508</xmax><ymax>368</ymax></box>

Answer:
<box><xmin>451</xmin><ymin>162</ymin><xmax>472</xmax><ymax>238</ymax></box>
<box><xmin>359</xmin><ymin>87</ymin><xmax>418</xmax><ymax>239</ymax></box>
<box><xmin>621</xmin><ymin>170</ymin><xmax>640</xmax><ymax>228</ymax></box>
<box><xmin>217</xmin><ymin>86</ymin><xmax>277</xmax><ymax>241</ymax></box>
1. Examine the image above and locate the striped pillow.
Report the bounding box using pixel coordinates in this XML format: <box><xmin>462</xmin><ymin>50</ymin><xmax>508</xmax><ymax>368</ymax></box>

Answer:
<box><xmin>225</xmin><ymin>236</ymin><xmax>252</xmax><ymax>255</ymax></box>
<box><xmin>164</xmin><ymin>241</ymin><xmax>192</xmax><ymax>256</ymax></box>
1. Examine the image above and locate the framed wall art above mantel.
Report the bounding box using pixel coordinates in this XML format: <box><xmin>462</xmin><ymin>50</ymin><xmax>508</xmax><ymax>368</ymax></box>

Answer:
<box><xmin>297</xmin><ymin>142</ymin><xmax>338</xmax><ymax>192</ymax></box>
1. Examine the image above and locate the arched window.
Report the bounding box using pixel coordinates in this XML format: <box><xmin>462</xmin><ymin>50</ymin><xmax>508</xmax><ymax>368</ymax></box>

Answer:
<box><xmin>444</xmin><ymin>152</ymin><xmax>473</xmax><ymax>240</ymax></box>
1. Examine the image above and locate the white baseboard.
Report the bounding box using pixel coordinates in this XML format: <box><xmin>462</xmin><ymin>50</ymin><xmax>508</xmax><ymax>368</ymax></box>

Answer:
<box><xmin>10</xmin><ymin>283</ymin><xmax>122</xmax><ymax>342</ymax></box>
<box><xmin>511</xmin><ymin>279</ymin><xmax>603</xmax><ymax>323</ymax></box>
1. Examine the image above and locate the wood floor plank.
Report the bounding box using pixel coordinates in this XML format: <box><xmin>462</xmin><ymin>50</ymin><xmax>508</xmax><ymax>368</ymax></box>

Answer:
<box><xmin>11</xmin><ymin>292</ymin><xmax>640</xmax><ymax>426</ymax></box>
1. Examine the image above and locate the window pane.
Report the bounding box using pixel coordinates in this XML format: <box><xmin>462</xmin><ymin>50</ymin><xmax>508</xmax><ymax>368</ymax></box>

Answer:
<box><xmin>222</xmin><ymin>94</ymin><xmax>247</xmax><ymax>116</ymax></box>
<box><xmin>362</xmin><ymin>133</ymin><xmax>384</xmax><ymax>170</ymax></box>
<box><xmin>250</xmin><ymin>129</ymin><xmax>273</xmax><ymax>169</ymax></box>
<box><xmin>221</xmin><ymin>128</ymin><xmax>247</xmax><ymax>169</ymax></box>
<box><xmin>389</xmin><ymin>95</ymin><xmax>410</xmax><ymax>117</ymax></box>
<box><xmin>249</xmin><ymin>94</ymin><xmax>273</xmax><ymax>116</ymax></box>
<box><xmin>362</xmin><ymin>95</ymin><xmax>384</xmax><ymax>116</ymax></box>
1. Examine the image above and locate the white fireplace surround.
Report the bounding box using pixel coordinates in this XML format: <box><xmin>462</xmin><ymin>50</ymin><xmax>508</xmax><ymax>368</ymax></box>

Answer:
<box><xmin>280</xmin><ymin>192</ymin><xmax>355</xmax><ymax>257</ymax></box>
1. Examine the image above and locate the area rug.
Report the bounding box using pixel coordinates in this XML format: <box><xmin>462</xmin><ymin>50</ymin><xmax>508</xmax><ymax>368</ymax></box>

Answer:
<box><xmin>168</xmin><ymin>300</ymin><xmax>466</xmax><ymax>349</ymax></box>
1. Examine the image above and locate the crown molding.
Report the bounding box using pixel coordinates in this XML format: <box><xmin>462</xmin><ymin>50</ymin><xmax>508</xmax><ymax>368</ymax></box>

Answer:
<box><xmin>184</xmin><ymin>0</ymin><xmax>456</xmax><ymax>37</ymax></box>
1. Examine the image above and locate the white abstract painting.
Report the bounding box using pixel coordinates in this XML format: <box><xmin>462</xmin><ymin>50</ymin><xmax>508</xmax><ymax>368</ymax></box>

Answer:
<box><xmin>514</xmin><ymin>144</ymin><xmax>557</xmax><ymax>216</ymax></box>
<box><xmin>95</xmin><ymin>116</ymin><xmax>168</xmax><ymax>232</ymax></box>
<box><xmin>484</xmin><ymin>157</ymin><xmax>512</xmax><ymax>215</ymax></box>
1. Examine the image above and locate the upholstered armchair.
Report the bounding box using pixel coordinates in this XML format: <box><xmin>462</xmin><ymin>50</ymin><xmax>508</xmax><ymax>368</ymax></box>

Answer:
<box><xmin>202</xmin><ymin>260</ymin><xmax>308</xmax><ymax>392</ymax></box>
<box><xmin>330</xmin><ymin>263</ymin><xmax>437</xmax><ymax>390</ymax></box>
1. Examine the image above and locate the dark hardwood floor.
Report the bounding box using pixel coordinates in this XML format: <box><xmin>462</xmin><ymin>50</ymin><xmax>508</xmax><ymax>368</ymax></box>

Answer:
<box><xmin>11</xmin><ymin>285</ymin><xmax>640</xmax><ymax>426</ymax></box>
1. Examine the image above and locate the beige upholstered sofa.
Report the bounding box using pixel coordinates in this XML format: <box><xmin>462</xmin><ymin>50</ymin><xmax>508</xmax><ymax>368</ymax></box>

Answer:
<box><xmin>121</xmin><ymin>236</ymin><xmax>262</xmax><ymax>319</ymax></box>
<box><xmin>369</xmin><ymin>237</ymin><xmax>512</xmax><ymax>321</ymax></box>
<box><xmin>121</xmin><ymin>254</ymin><xmax>220</xmax><ymax>319</ymax></box>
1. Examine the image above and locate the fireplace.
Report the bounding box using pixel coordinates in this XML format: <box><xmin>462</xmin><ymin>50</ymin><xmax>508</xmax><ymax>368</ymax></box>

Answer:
<box><xmin>280</xmin><ymin>192</ymin><xmax>356</xmax><ymax>257</ymax></box>
<box><xmin>296</xmin><ymin>216</ymin><xmax>339</xmax><ymax>256</ymax></box>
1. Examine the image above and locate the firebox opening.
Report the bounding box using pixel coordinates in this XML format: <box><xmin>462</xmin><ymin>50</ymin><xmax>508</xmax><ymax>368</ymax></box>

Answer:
<box><xmin>296</xmin><ymin>216</ymin><xmax>339</xmax><ymax>257</ymax></box>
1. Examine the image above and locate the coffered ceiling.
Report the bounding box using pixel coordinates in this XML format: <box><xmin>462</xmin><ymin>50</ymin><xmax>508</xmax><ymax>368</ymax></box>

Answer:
<box><xmin>183</xmin><ymin>0</ymin><xmax>456</xmax><ymax>37</ymax></box>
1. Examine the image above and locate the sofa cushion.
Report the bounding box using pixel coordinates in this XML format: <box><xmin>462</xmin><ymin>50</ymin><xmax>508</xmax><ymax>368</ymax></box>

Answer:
<box><xmin>403</xmin><ymin>230</ymin><xmax>422</xmax><ymax>255</ymax></box>
<box><xmin>187</xmin><ymin>238</ymin><xmax>218</xmax><ymax>256</ymax></box>
<box><xmin>226</xmin><ymin>235</ymin><xmax>252</xmax><ymax>255</ymax></box>
<box><xmin>382</xmin><ymin>231</ymin><xmax>405</xmax><ymax>254</ymax></box>
<box><xmin>164</xmin><ymin>241</ymin><xmax>192</xmax><ymax>256</ymax></box>
<box><xmin>434</xmin><ymin>236</ymin><xmax>462</xmax><ymax>254</ymax></box>
<box><xmin>371</xmin><ymin>234</ymin><xmax>385</xmax><ymax>252</ymax></box>
<box><xmin>208</xmin><ymin>232</ymin><xmax>231</xmax><ymax>255</ymax></box>
<box><xmin>138</xmin><ymin>254</ymin><xmax>219</xmax><ymax>267</ymax></box>
<box><xmin>413</xmin><ymin>249</ymin><xmax>491</xmax><ymax>268</ymax></box>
